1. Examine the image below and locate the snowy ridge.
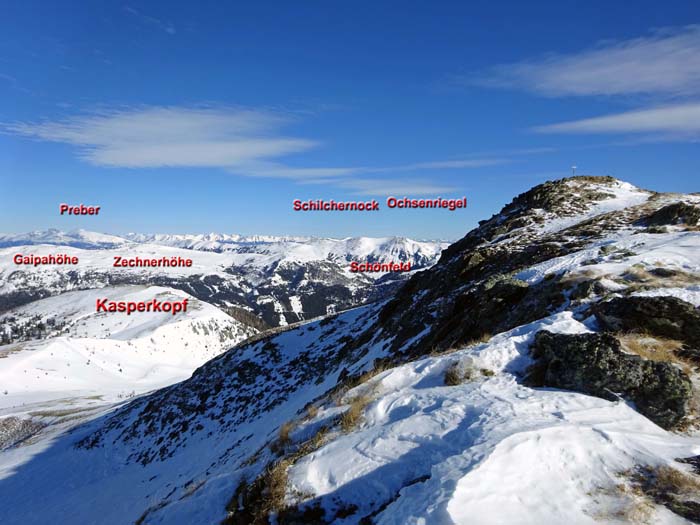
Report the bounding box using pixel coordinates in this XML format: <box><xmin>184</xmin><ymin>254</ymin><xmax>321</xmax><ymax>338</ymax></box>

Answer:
<box><xmin>0</xmin><ymin>232</ymin><xmax>447</xmax><ymax>327</ymax></box>
<box><xmin>536</xmin><ymin>179</ymin><xmax>651</xmax><ymax>235</ymax></box>
<box><xmin>1</xmin><ymin>229</ymin><xmax>447</xmax><ymax>262</ymax></box>
<box><xmin>0</xmin><ymin>228</ymin><xmax>129</xmax><ymax>249</ymax></box>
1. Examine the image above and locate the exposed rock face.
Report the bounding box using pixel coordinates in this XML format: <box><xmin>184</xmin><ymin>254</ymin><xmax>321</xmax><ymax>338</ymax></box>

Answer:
<box><xmin>529</xmin><ymin>331</ymin><xmax>692</xmax><ymax>429</ymax></box>
<box><xmin>642</xmin><ymin>202</ymin><xmax>700</xmax><ymax>226</ymax></box>
<box><xmin>0</xmin><ymin>417</ymin><xmax>45</xmax><ymax>451</ymax></box>
<box><xmin>375</xmin><ymin>177</ymin><xmax>652</xmax><ymax>358</ymax></box>
<box><xmin>593</xmin><ymin>296</ymin><xmax>700</xmax><ymax>346</ymax></box>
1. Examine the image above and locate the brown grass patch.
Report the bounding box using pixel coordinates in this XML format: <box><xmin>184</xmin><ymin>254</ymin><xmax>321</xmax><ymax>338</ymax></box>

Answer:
<box><xmin>652</xmin><ymin>465</ymin><xmax>700</xmax><ymax>495</ymax></box>
<box><xmin>618</xmin><ymin>266</ymin><xmax>700</xmax><ymax>291</ymax></box>
<box><xmin>224</xmin><ymin>425</ymin><xmax>331</xmax><ymax>524</ymax></box>
<box><xmin>444</xmin><ymin>362</ymin><xmax>472</xmax><ymax>386</ymax></box>
<box><xmin>340</xmin><ymin>394</ymin><xmax>372</xmax><ymax>433</ymax></box>
<box><xmin>617</xmin><ymin>334</ymin><xmax>689</xmax><ymax>372</ymax></box>
<box><xmin>444</xmin><ymin>359</ymin><xmax>494</xmax><ymax>386</ymax></box>
<box><xmin>29</xmin><ymin>406</ymin><xmax>99</xmax><ymax>418</ymax></box>
<box><xmin>619</xmin><ymin>464</ymin><xmax>700</xmax><ymax>523</ymax></box>
<box><xmin>331</xmin><ymin>361</ymin><xmax>389</xmax><ymax>405</ymax></box>
<box><xmin>270</xmin><ymin>420</ymin><xmax>297</xmax><ymax>455</ymax></box>
<box><xmin>305</xmin><ymin>405</ymin><xmax>319</xmax><ymax>420</ymax></box>
<box><xmin>559</xmin><ymin>268</ymin><xmax>600</xmax><ymax>284</ymax></box>
<box><xmin>265</xmin><ymin>458</ymin><xmax>292</xmax><ymax>512</ymax></box>
<box><xmin>431</xmin><ymin>333</ymin><xmax>493</xmax><ymax>357</ymax></box>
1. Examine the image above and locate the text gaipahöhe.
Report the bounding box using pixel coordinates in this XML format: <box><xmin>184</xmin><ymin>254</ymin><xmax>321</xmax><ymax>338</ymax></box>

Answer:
<box><xmin>96</xmin><ymin>298</ymin><xmax>189</xmax><ymax>315</ymax></box>
<box><xmin>13</xmin><ymin>254</ymin><xmax>79</xmax><ymax>265</ymax></box>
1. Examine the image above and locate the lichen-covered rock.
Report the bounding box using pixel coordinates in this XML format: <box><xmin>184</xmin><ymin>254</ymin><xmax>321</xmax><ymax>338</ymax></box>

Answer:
<box><xmin>642</xmin><ymin>202</ymin><xmax>700</xmax><ymax>226</ymax></box>
<box><xmin>593</xmin><ymin>296</ymin><xmax>700</xmax><ymax>346</ymax></box>
<box><xmin>529</xmin><ymin>331</ymin><xmax>692</xmax><ymax>429</ymax></box>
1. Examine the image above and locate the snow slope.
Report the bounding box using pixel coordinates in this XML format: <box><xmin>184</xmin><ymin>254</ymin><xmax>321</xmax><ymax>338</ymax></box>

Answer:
<box><xmin>285</xmin><ymin>312</ymin><xmax>699</xmax><ymax>524</ymax></box>
<box><xmin>0</xmin><ymin>285</ymin><xmax>257</xmax><ymax>411</ymax></box>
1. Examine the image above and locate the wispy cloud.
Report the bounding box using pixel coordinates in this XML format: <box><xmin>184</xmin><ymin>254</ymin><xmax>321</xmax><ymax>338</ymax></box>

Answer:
<box><xmin>4</xmin><ymin>106</ymin><xmax>317</xmax><ymax>168</ymax></box>
<box><xmin>334</xmin><ymin>178</ymin><xmax>458</xmax><ymax>196</ymax></box>
<box><xmin>4</xmin><ymin>105</ymin><xmax>507</xmax><ymax>195</ymax></box>
<box><xmin>534</xmin><ymin>102</ymin><xmax>700</xmax><ymax>137</ymax></box>
<box><xmin>231</xmin><ymin>157</ymin><xmax>508</xmax><ymax>180</ymax></box>
<box><xmin>471</xmin><ymin>25</ymin><xmax>700</xmax><ymax>98</ymax></box>
<box><xmin>124</xmin><ymin>6</ymin><xmax>176</xmax><ymax>35</ymax></box>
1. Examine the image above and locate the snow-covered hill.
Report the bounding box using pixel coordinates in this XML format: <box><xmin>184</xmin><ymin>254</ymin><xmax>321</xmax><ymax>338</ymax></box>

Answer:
<box><xmin>2</xmin><ymin>177</ymin><xmax>700</xmax><ymax>524</ymax></box>
<box><xmin>0</xmin><ymin>286</ymin><xmax>256</xmax><ymax>446</ymax></box>
<box><xmin>0</xmin><ymin>232</ymin><xmax>447</xmax><ymax>326</ymax></box>
<box><xmin>0</xmin><ymin>285</ymin><xmax>256</xmax><ymax>407</ymax></box>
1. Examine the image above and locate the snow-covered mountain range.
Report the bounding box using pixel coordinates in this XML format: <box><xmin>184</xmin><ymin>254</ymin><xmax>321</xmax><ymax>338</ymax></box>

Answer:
<box><xmin>0</xmin><ymin>232</ymin><xmax>447</xmax><ymax>327</ymax></box>
<box><xmin>2</xmin><ymin>176</ymin><xmax>700</xmax><ymax>524</ymax></box>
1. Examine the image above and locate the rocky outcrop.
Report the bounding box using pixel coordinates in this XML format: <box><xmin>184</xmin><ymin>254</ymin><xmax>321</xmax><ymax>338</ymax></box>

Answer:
<box><xmin>642</xmin><ymin>202</ymin><xmax>700</xmax><ymax>226</ymax></box>
<box><xmin>529</xmin><ymin>331</ymin><xmax>692</xmax><ymax>429</ymax></box>
<box><xmin>593</xmin><ymin>296</ymin><xmax>700</xmax><ymax>347</ymax></box>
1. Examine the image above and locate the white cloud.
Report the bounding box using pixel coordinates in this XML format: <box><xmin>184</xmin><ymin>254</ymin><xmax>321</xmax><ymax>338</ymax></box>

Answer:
<box><xmin>5</xmin><ymin>107</ymin><xmax>317</xmax><ymax>168</ymax></box>
<box><xmin>334</xmin><ymin>178</ymin><xmax>458</xmax><ymax>196</ymax></box>
<box><xmin>378</xmin><ymin>158</ymin><xmax>506</xmax><ymax>171</ymax></box>
<box><xmin>231</xmin><ymin>157</ymin><xmax>508</xmax><ymax>181</ymax></box>
<box><xmin>5</xmin><ymin>105</ymin><xmax>507</xmax><ymax>195</ymax></box>
<box><xmin>534</xmin><ymin>102</ymin><xmax>700</xmax><ymax>136</ymax></box>
<box><xmin>473</xmin><ymin>26</ymin><xmax>700</xmax><ymax>97</ymax></box>
<box><xmin>6</xmin><ymin>106</ymin><xmax>508</xmax><ymax>175</ymax></box>
<box><xmin>230</xmin><ymin>162</ymin><xmax>360</xmax><ymax>179</ymax></box>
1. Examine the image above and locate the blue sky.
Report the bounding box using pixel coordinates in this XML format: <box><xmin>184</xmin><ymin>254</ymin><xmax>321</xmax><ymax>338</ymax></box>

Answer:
<box><xmin>1</xmin><ymin>1</ymin><xmax>698</xmax><ymax>240</ymax></box>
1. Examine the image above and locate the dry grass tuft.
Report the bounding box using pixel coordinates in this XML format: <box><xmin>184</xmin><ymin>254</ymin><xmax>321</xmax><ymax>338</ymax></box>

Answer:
<box><xmin>263</xmin><ymin>458</ymin><xmax>292</xmax><ymax>515</ymax></box>
<box><xmin>444</xmin><ymin>358</ymin><xmax>494</xmax><ymax>386</ymax></box>
<box><xmin>278</xmin><ymin>421</ymin><xmax>294</xmax><ymax>446</ymax></box>
<box><xmin>431</xmin><ymin>333</ymin><xmax>493</xmax><ymax>357</ymax></box>
<box><xmin>560</xmin><ymin>268</ymin><xmax>601</xmax><ymax>284</ymax></box>
<box><xmin>331</xmin><ymin>361</ymin><xmax>389</xmax><ymax>405</ymax></box>
<box><xmin>612</xmin><ymin>497</ymin><xmax>655</xmax><ymax>524</ymax></box>
<box><xmin>612</xmin><ymin>464</ymin><xmax>700</xmax><ymax>523</ymax></box>
<box><xmin>617</xmin><ymin>266</ymin><xmax>700</xmax><ymax>291</ymax></box>
<box><xmin>354</xmin><ymin>362</ymin><xmax>390</xmax><ymax>386</ymax></box>
<box><xmin>305</xmin><ymin>405</ymin><xmax>319</xmax><ymax>420</ymax></box>
<box><xmin>340</xmin><ymin>394</ymin><xmax>372</xmax><ymax>433</ymax></box>
<box><xmin>587</xmin><ymin>479</ymin><xmax>654</xmax><ymax>524</ymax></box>
<box><xmin>652</xmin><ymin>465</ymin><xmax>700</xmax><ymax>495</ymax></box>
<box><xmin>468</xmin><ymin>332</ymin><xmax>493</xmax><ymax>346</ymax></box>
<box><xmin>444</xmin><ymin>362</ymin><xmax>472</xmax><ymax>386</ymax></box>
<box><xmin>270</xmin><ymin>420</ymin><xmax>296</xmax><ymax>455</ymax></box>
<box><xmin>617</xmin><ymin>334</ymin><xmax>689</xmax><ymax>372</ymax></box>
